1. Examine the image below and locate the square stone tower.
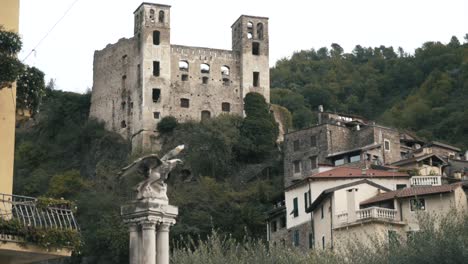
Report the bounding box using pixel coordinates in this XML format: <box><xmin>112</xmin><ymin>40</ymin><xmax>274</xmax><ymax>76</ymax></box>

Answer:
<box><xmin>90</xmin><ymin>3</ymin><xmax>270</xmax><ymax>153</ymax></box>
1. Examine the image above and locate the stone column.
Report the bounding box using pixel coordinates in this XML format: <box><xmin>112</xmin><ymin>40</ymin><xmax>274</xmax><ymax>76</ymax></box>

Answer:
<box><xmin>141</xmin><ymin>222</ymin><xmax>157</xmax><ymax>264</ymax></box>
<box><xmin>156</xmin><ymin>222</ymin><xmax>171</xmax><ymax>264</ymax></box>
<box><xmin>128</xmin><ymin>223</ymin><xmax>140</xmax><ymax>264</ymax></box>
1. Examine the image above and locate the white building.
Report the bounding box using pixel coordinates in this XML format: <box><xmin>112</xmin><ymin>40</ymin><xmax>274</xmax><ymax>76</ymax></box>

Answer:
<box><xmin>274</xmin><ymin>166</ymin><xmax>411</xmax><ymax>248</ymax></box>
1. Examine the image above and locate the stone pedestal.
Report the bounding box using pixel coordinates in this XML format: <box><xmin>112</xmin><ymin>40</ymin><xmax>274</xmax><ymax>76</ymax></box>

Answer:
<box><xmin>121</xmin><ymin>199</ymin><xmax>178</xmax><ymax>264</ymax></box>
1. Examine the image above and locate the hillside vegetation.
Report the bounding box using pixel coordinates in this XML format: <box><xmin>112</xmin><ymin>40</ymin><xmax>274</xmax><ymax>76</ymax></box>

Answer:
<box><xmin>12</xmin><ymin>35</ymin><xmax>468</xmax><ymax>263</ymax></box>
<box><xmin>271</xmin><ymin>35</ymin><xmax>468</xmax><ymax>149</ymax></box>
<box><xmin>14</xmin><ymin>90</ymin><xmax>282</xmax><ymax>264</ymax></box>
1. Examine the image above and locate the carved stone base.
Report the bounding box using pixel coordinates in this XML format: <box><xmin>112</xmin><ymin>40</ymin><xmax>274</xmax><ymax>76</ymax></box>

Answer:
<box><xmin>121</xmin><ymin>199</ymin><xmax>178</xmax><ymax>264</ymax></box>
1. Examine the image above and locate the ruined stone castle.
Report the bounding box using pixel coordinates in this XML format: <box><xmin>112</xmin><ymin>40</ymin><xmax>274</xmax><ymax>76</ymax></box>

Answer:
<box><xmin>90</xmin><ymin>2</ymin><xmax>270</xmax><ymax>152</ymax></box>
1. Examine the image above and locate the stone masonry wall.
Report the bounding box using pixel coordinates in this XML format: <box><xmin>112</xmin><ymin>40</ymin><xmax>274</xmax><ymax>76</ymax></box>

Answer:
<box><xmin>90</xmin><ymin>37</ymin><xmax>141</xmax><ymax>140</ymax></box>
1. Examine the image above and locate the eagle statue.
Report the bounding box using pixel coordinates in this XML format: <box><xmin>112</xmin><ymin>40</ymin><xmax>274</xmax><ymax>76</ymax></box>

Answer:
<box><xmin>118</xmin><ymin>145</ymin><xmax>185</xmax><ymax>201</ymax></box>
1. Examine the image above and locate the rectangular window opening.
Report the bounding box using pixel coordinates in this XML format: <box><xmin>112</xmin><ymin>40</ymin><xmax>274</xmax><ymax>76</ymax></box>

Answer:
<box><xmin>309</xmin><ymin>233</ymin><xmax>314</xmax><ymax>249</ymax></box>
<box><xmin>293</xmin><ymin>230</ymin><xmax>300</xmax><ymax>247</ymax></box>
<box><xmin>153</xmin><ymin>31</ymin><xmax>160</xmax><ymax>45</ymax></box>
<box><xmin>153</xmin><ymin>61</ymin><xmax>160</xmax><ymax>77</ymax></box>
<box><xmin>410</xmin><ymin>198</ymin><xmax>426</xmax><ymax>211</ymax></box>
<box><xmin>223</xmin><ymin>78</ymin><xmax>230</xmax><ymax>86</ymax></box>
<box><xmin>252</xmin><ymin>42</ymin><xmax>260</xmax><ymax>55</ymax></box>
<box><xmin>384</xmin><ymin>139</ymin><xmax>390</xmax><ymax>151</ymax></box>
<box><xmin>293</xmin><ymin>160</ymin><xmax>301</xmax><ymax>174</ymax></box>
<box><xmin>292</xmin><ymin>197</ymin><xmax>299</xmax><ymax>217</ymax></box>
<box><xmin>222</xmin><ymin>102</ymin><xmax>231</xmax><ymax>112</ymax></box>
<box><xmin>181</xmin><ymin>74</ymin><xmax>189</xmax><ymax>81</ymax></box>
<box><xmin>202</xmin><ymin>76</ymin><xmax>209</xmax><ymax>84</ymax></box>
<box><xmin>153</xmin><ymin>112</ymin><xmax>160</xmax><ymax>119</ymax></box>
<box><xmin>310</xmin><ymin>156</ymin><xmax>317</xmax><ymax>170</ymax></box>
<box><xmin>253</xmin><ymin>72</ymin><xmax>260</xmax><ymax>87</ymax></box>
<box><xmin>152</xmin><ymin>88</ymin><xmax>161</xmax><ymax>102</ymax></box>
<box><xmin>180</xmin><ymin>98</ymin><xmax>190</xmax><ymax>108</ymax></box>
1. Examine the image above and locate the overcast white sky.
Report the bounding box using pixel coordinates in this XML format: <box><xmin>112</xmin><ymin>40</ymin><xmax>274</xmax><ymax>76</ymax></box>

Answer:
<box><xmin>18</xmin><ymin>0</ymin><xmax>468</xmax><ymax>93</ymax></box>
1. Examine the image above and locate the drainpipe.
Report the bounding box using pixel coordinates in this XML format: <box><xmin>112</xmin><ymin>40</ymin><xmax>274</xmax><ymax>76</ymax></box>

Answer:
<box><xmin>330</xmin><ymin>194</ymin><xmax>334</xmax><ymax>250</ymax></box>
<box><xmin>309</xmin><ymin>180</ymin><xmax>314</xmax><ymax>249</ymax></box>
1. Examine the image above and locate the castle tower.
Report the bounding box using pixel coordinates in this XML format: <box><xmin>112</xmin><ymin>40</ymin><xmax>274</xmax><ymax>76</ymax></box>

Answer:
<box><xmin>232</xmin><ymin>15</ymin><xmax>270</xmax><ymax>104</ymax></box>
<box><xmin>133</xmin><ymin>3</ymin><xmax>172</xmax><ymax>150</ymax></box>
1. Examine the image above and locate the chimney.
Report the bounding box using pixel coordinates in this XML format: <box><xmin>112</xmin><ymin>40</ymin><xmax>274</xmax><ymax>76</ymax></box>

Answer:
<box><xmin>347</xmin><ymin>189</ymin><xmax>357</xmax><ymax>223</ymax></box>
<box><xmin>318</xmin><ymin>105</ymin><xmax>323</xmax><ymax>124</ymax></box>
<box><xmin>361</xmin><ymin>168</ymin><xmax>367</xmax><ymax>176</ymax></box>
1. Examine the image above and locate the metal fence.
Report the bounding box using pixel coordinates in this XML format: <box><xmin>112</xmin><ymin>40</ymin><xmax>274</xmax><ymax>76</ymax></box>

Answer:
<box><xmin>0</xmin><ymin>193</ymin><xmax>79</xmax><ymax>231</ymax></box>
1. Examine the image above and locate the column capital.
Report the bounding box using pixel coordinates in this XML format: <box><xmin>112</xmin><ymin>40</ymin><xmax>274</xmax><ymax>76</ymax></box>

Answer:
<box><xmin>128</xmin><ymin>223</ymin><xmax>139</xmax><ymax>232</ymax></box>
<box><xmin>141</xmin><ymin>221</ymin><xmax>156</xmax><ymax>230</ymax></box>
<box><xmin>157</xmin><ymin>222</ymin><xmax>172</xmax><ymax>232</ymax></box>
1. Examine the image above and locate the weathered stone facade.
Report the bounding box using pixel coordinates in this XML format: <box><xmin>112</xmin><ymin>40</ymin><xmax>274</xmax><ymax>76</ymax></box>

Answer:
<box><xmin>90</xmin><ymin>3</ymin><xmax>270</xmax><ymax>152</ymax></box>
<box><xmin>284</xmin><ymin>111</ymin><xmax>401</xmax><ymax>188</ymax></box>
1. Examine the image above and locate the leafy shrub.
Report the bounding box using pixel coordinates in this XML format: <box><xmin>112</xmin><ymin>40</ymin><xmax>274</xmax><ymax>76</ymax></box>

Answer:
<box><xmin>157</xmin><ymin>116</ymin><xmax>179</xmax><ymax>133</ymax></box>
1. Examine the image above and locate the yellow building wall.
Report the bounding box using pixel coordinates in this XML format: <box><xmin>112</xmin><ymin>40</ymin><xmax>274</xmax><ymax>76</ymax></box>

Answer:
<box><xmin>0</xmin><ymin>0</ymin><xmax>20</xmax><ymax>196</ymax></box>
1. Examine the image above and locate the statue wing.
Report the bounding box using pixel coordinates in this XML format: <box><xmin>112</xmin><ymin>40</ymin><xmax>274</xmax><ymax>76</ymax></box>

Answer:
<box><xmin>161</xmin><ymin>145</ymin><xmax>185</xmax><ymax>161</ymax></box>
<box><xmin>118</xmin><ymin>154</ymin><xmax>162</xmax><ymax>179</ymax></box>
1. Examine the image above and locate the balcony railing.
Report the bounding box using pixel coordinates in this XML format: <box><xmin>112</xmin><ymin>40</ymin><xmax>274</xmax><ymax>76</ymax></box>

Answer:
<box><xmin>337</xmin><ymin>212</ymin><xmax>348</xmax><ymax>224</ymax></box>
<box><xmin>357</xmin><ymin>207</ymin><xmax>397</xmax><ymax>221</ymax></box>
<box><xmin>0</xmin><ymin>193</ymin><xmax>79</xmax><ymax>231</ymax></box>
<box><xmin>410</xmin><ymin>176</ymin><xmax>442</xmax><ymax>186</ymax></box>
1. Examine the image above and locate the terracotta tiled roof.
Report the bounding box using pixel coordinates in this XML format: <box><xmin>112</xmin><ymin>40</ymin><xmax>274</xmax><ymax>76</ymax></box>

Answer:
<box><xmin>310</xmin><ymin>167</ymin><xmax>409</xmax><ymax>179</ymax></box>
<box><xmin>360</xmin><ymin>183</ymin><xmax>462</xmax><ymax>205</ymax></box>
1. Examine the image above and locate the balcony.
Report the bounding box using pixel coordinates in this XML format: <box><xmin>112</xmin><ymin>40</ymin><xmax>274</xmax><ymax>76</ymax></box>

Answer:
<box><xmin>335</xmin><ymin>207</ymin><xmax>399</xmax><ymax>228</ymax></box>
<box><xmin>356</xmin><ymin>207</ymin><xmax>397</xmax><ymax>221</ymax></box>
<box><xmin>410</xmin><ymin>176</ymin><xmax>442</xmax><ymax>186</ymax></box>
<box><xmin>0</xmin><ymin>193</ymin><xmax>80</xmax><ymax>263</ymax></box>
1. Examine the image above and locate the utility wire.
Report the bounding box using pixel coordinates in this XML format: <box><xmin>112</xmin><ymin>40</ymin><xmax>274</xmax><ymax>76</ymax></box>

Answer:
<box><xmin>22</xmin><ymin>0</ymin><xmax>81</xmax><ymax>62</ymax></box>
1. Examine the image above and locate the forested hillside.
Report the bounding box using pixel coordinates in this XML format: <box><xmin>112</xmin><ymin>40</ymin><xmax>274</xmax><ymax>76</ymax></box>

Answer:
<box><xmin>14</xmin><ymin>90</ymin><xmax>282</xmax><ymax>264</ymax></box>
<box><xmin>270</xmin><ymin>35</ymin><xmax>468</xmax><ymax>149</ymax></box>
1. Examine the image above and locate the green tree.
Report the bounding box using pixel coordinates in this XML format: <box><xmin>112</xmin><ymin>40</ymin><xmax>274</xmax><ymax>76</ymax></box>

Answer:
<box><xmin>236</xmin><ymin>93</ymin><xmax>278</xmax><ymax>162</ymax></box>
<box><xmin>0</xmin><ymin>27</ymin><xmax>23</xmax><ymax>88</ymax></box>
<box><xmin>157</xmin><ymin>116</ymin><xmax>179</xmax><ymax>133</ymax></box>
<box><xmin>16</xmin><ymin>66</ymin><xmax>46</xmax><ymax>117</ymax></box>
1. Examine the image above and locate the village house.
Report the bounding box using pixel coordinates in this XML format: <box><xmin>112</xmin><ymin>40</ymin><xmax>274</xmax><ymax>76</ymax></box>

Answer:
<box><xmin>309</xmin><ymin>181</ymin><xmax>468</xmax><ymax>250</ymax></box>
<box><xmin>267</xmin><ymin>108</ymin><xmax>468</xmax><ymax>249</ymax></box>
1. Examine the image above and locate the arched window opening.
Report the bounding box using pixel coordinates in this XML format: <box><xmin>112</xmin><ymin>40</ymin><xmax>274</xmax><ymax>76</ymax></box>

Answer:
<box><xmin>153</xmin><ymin>31</ymin><xmax>160</xmax><ymax>45</ymax></box>
<box><xmin>247</xmin><ymin>21</ymin><xmax>253</xmax><ymax>39</ymax></box>
<box><xmin>257</xmin><ymin>23</ymin><xmax>264</xmax><ymax>40</ymax></box>
<box><xmin>200</xmin><ymin>63</ymin><xmax>210</xmax><ymax>74</ymax></box>
<box><xmin>121</xmin><ymin>120</ymin><xmax>127</xmax><ymax>128</ymax></box>
<box><xmin>150</xmin><ymin>9</ymin><xmax>155</xmax><ymax>22</ymax></box>
<box><xmin>221</xmin><ymin>65</ymin><xmax>230</xmax><ymax>76</ymax></box>
<box><xmin>201</xmin><ymin>110</ymin><xmax>211</xmax><ymax>121</ymax></box>
<box><xmin>159</xmin><ymin>10</ymin><xmax>165</xmax><ymax>23</ymax></box>
<box><xmin>179</xmin><ymin>60</ymin><xmax>189</xmax><ymax>71</ymax></box>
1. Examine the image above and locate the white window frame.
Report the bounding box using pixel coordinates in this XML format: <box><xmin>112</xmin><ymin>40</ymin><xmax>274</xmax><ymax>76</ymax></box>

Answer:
<box><xmin>384</xmin><ymin>139</ymin><xmax>391</xmax><ymax>152</ymax></box>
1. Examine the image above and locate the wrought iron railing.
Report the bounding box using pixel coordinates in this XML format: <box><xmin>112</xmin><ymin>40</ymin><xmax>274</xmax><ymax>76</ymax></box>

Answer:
<box><xmin>0</xmin><ymin>193</ymin><xmax>79</xmax><ymax>231</ymax></box>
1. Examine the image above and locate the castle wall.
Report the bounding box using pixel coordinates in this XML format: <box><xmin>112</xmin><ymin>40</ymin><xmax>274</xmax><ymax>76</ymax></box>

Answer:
<box><xmin>90</xmin><ymin>3</ymin><xmax>270</xmax><ymax>153</ymax></box>
<box><xmin>167</xmin><ymin>45</ymin><xmax>243</xmax><ymax>121</ymax></box>
<box><xmin>90</xmin><ymin>37</ymin><xmax>141</xmax><ymax>140</ymax></box>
